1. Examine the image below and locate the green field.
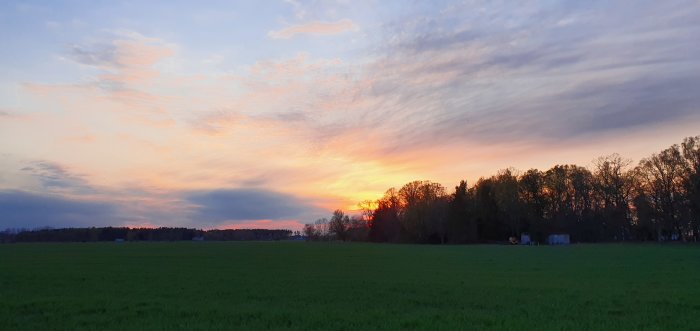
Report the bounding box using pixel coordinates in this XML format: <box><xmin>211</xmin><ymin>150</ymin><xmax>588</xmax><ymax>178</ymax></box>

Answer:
<box><xmin>1</xmin><ymin>242</ymin><xmax>699</xmax><ymax>330</ymax></box>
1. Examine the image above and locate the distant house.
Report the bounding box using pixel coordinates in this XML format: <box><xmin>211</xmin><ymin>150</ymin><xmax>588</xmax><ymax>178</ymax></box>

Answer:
<box><xmin>114</xmin><ymin>238</ymin><xmax>125</xmax><ymax>243</ymax></box>
<box><xmin>520</xmin><ymin>233</ymin><xmax>531</xmax><ymax>245</ymax></box>
<box><xmin>547</xmin><ymin>234</ymin><xmax>570</xmax><ymax>245</ymax></box>
<box><xmin>192</xmin><ymin>236</ymin><xmax>205</xmax><ymax>241</ymax></box>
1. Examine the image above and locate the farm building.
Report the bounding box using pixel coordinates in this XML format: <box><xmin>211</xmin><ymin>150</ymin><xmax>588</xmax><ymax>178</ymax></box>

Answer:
<box><xmin>547</xmin><ymin>234</ymin><xmax>570</xmax><ymax>245</ymax></box>
<box><xmin>520</xmin><ymin>233</ymin><xmax>531</xmax><ymax>245</ymax></box>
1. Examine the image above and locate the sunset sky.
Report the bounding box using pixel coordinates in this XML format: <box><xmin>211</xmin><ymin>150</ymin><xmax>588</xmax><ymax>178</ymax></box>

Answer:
<box><xmin>1</xmin><ymin>0</ymin><xmax>699</xmax><ymax>230</ymax></box>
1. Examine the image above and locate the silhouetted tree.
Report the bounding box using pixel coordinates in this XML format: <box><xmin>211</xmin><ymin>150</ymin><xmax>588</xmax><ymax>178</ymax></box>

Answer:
<box><xmin>519</xmin><ymin>169</ymin><xmax>546</xmax><ymax>242</ymax></box>
<box><xmin>592</xmin><ymin>154</ymin><xmax>633</xmax><ymax>241</ymax></box>
<box><xmin>346</xmin><ymin>215</ymin><xmax>369</xmax><ymax>241</ymax></box>
<box><xmin>681</xmin><ymin>136</ymin><xmax>700</xmax><ymax>240</ymax></box>
<box><xmin>471</xmin><ymin>177</ymin><xmax>501</xmax><ymax>241</ymax></box>
<box><xmin>493</xmin><ymin>169</ymin><xmax>521</xmax><ymax>237</ymax></box>
<box><xmin>303</xmin><ymin>223</ymin><xmax>320</xmax><ymax>240</ymax></box>
<box><xmin>398</xmin><ymin>180</ymin><xmax>448</xmax><ymax>243</ymax></box>
<box><xmin>447</xmin><ymin>180</ymin><xmax>476</xmax><ymax>243</ymax></box>
<box><xmin>329</xmin><ymin>209</ymin><xmax>351</xmax><ymax>241</ymax></box>
<box><xmin>635</xmin><ymin>145</ymin><xmax>687</xmax><ymax>240</ymax></box>
<box><xmin>7</xmin><ymin>227</ymin><xmax>290</xmax><ymax>242</ymax></box>
<box><xmin>369</xmin><ymin>188</ymin><xmax>401</xmax><ymax>242</ymax></box>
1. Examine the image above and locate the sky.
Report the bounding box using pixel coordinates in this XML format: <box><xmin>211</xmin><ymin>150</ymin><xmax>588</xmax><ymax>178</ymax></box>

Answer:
<box><xmin>1</xmin><ymin>0</ymin><xmax>700</xmax><ymax>230</ymax></box>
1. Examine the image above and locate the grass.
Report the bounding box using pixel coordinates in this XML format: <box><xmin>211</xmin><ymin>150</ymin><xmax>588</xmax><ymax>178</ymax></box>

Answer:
<box><xmin>1</xmin><ymin>242</ymin><xmax>700</xmax><ymax>330</ymax></box>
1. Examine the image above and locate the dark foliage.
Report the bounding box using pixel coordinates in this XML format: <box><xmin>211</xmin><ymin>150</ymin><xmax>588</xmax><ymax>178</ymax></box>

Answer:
<box><xmin>1</xmin><ymin>227</ymin><xmax>292</xmax><ymax>243</ymax></box>
<box><xmin>307</xmin><ymin>135</ymin><xmax>700</xmax><ymax>244</ymax></box>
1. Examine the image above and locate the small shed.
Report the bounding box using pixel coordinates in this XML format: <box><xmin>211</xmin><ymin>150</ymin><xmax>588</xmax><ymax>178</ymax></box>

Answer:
<box><xmin>192</xmin><ymin>236</ymin><xmax>205</xmax><ymax>241</ymax></box>
<box><xmin>520</xmin><ymin>233</ymin><xmax>531</xmax><ymax>245</ymax></box>
<box><xmin>114</xmin><ymin>238</ymin><xmax>125</xmax><ymax>243</ymax></box>
<box><xmin>547</xmin><ymin>234</ymin><xmax>570</xmax><ymax>245</ymax></box>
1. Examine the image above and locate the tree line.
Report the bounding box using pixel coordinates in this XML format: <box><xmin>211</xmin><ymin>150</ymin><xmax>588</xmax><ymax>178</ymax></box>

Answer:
<box><xmin>0</xmin><ymin>227</ymin><xmax>295</xmax><ymax>243</ymax></box>
<box><xmin>305</xmin><ymin>136</ymin><xmax>700</xmax><ymax>244</ymax></box>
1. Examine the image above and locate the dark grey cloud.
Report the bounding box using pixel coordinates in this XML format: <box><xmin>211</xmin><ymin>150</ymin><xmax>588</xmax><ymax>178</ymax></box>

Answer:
<box><xmin>418</xmin><ymin>71</ymin><xmax>700</xmax><ymax>146</ymax></box>
<box><xmin>558</xmin><ymin>74</ymin><xmax>700</xmax><ymax>134</ymax></box>
<box><xmin>2</xmin><ymin>154</ymin><xmax>327</xmax><ymax>229</ymax></box>
<box><xmin>21</xmin><ymin>161</ymin><xmax>94</xmax><ymax>193</ymax></box>
<box><xmin>0</xmin><ymin>190</ymin><xmax>117</xmax><ymax>229</ymax></box>
<box><xmin>185</xmin><ymin>188</ymin><xmax>318</xmax><ymax>223</ymax></box>
<box><xmin>0</xmin><ymin>187</ymin><xmax>324</xmax><ymax>230</ymax></box>
<box><xmin>3</xmin><ymin>157</ymin><xmax>325</xmax><ymax>229</ymax></box>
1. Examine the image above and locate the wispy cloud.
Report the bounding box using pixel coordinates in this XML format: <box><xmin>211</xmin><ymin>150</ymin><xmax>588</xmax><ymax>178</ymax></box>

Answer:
<box><xmin>268</xmin><ymin>19</ymin><xmax>358</xmax><ymax>39</ymax></box>
<box><xmin>24</xmin><ymin>31</ymin><xmax>177</xmax><ymax>125</ymax></box>
<box><xmin>283</xmin><ymin>0</ymin><xmax>306</xmax><ymax>20</ymax></box>
<box><xmin>315</xmin><ymin>0</ymin><xmax>700</xmax><ymax>155</ymax></box>
<box><xmin>5</xmin><ymin>1</ymin><xmax>700</xmax><ymax>230</ymax></box>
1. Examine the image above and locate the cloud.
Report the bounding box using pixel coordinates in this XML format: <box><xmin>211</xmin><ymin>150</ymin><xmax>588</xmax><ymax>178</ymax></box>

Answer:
<box><xmin>189</xmin><ymin>110</ymin><xmax>243</xmax><ymax>135</ymax></box>
<box><xmin>24</xmin><ymin>32</ymin><xmax>177</xmax><ymax>125</ymax></box>
<box><xmin>283</xmin><ymin>0</ymin><xmax>306</xmax><ymax>20</ymax></box>
<box><xmin>65</xmin><ymin>31</ymin><xmax>175</xmax><ymax>92</ymax></box>
<box><xmin>314</xmin><ymin>0</ymin><xmax>700</xmax><ymax>157</ymax></box>
<box><xmin>0</xmin><ymin>190</ymin><xmax>117</xmax><ymax>229</ymax></box>
<box><xmin>0</xmin><ymin>183</ymin><xmax>322</xmax><ymax>230</ymax></box>
<box><xmin>268</xmin><ymin>19</ymin><xmax>358</xmax><ymax>39</ymax></box>
<box><xmin>10</xmin><ymin>1</ymin><xmax>700</xmax><ymax>226</ymax></box>
<box><xmin>69</xmin><ymin>43</ymin><xmax>120</xmax><ymax>69</ymax></box>
<box><xmin>0</xmin><ymin>109</ymin><xmax>24</xmax><ymax>120</ymax></box>
<box><xmin>68</xmin><ymin>32</ymin><xmax>174</xmax><ymax>73</ymax></box>
<box><xmin>20</xmin><ymin>160</ymin><xmax>94</xmax><ymax>194</ymax></box>
<box><xmin>187</xmin><ymin>53</ymin><xmax>349</xmax><ymax>135</ymax></box>
<box><xmin>185</xmin><ymin>189</ymin><xmax>321</xmax><ymax>225</ymax></box>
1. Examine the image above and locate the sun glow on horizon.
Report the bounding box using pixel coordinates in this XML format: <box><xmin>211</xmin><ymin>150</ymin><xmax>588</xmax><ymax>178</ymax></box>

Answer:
<box><xmin>1</xmin><ymin>1</ymin><xmax>700</xmax><ymax>230</ymax></box>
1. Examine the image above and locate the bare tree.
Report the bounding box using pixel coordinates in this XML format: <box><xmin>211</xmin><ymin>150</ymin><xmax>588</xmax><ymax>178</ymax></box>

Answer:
<box><xmin>635</xmin><ymin>145</ymin><xmax>686</xmax><ymax>240</ymax></box>
<box><xmin>592</xmin><ymin>154</ymin><xmax>633</xmax><ymax>240</ymax></box>
<box><xmin>329</xmin><ymin>210</ymin><xmax>350</xmax><ymax>241</ymax></box>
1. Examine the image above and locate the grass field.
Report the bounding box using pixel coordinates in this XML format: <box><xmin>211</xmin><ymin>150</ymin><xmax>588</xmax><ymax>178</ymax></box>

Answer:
<box><xmin>1</xmin><ymin>242</ymin><xmax>700</xmax><ymax>330</ymax></box>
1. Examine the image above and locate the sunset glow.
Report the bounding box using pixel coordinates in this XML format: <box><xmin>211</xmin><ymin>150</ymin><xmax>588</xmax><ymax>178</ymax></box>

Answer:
<box><xmin>1</xmin><ymin>1</ymin><xmax>699</xmax><ymax>230</ymax></box>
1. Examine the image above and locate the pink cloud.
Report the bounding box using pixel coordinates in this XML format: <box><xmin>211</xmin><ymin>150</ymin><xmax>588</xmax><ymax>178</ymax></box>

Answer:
<box><xmin>268</xmin><ymin>19</ymin><xmax>358</xmax><ymax>39</ymax></box>
<box><xmin>0</xmin><ymin>108</ymin><xmax>31</xmax><ymax>121</ymax></box>
<box><xmin>112</xmin><ymin>39</ymin><xmax>174</xmax><ymax>68</ymax></box>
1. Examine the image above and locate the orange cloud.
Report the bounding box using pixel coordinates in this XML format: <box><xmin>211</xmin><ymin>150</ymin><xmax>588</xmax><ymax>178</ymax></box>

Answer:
<box><xmin>12</xmin><ymin>23</ymin><xmax>699</xmax><ymax>232</ymax></box>
<box><xmin>112</xmin><ymin>39</ymin><xmax>174</xmax><ymax>68</ymax></box>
